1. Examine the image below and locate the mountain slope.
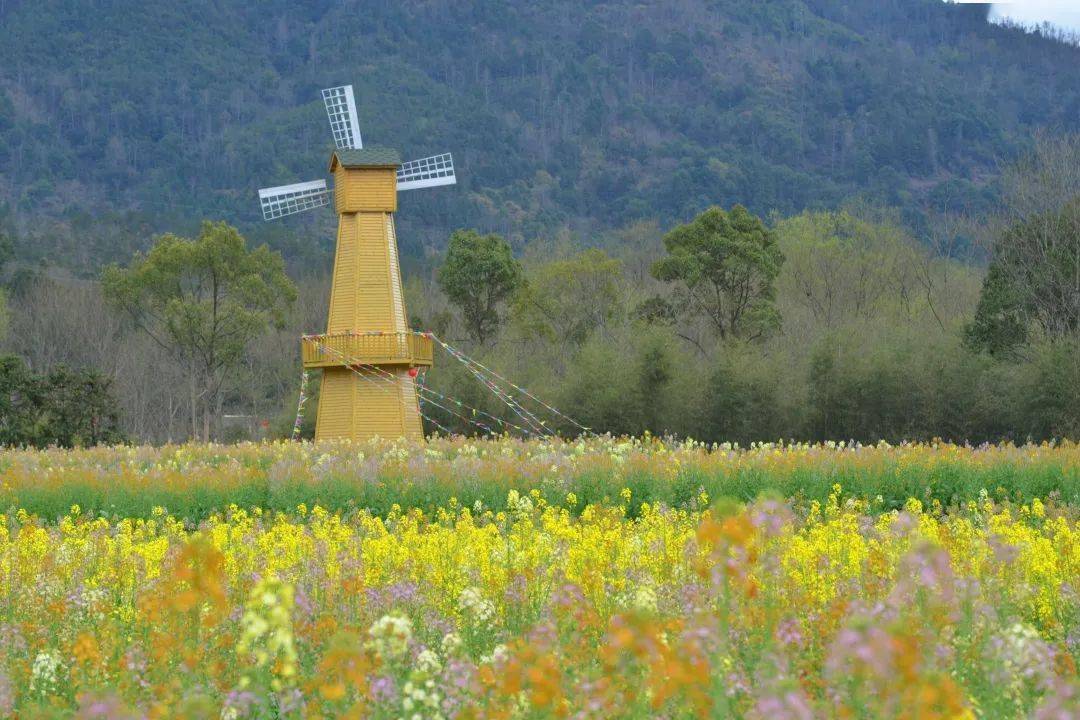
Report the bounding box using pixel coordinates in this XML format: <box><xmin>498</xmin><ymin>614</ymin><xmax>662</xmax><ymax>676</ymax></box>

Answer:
<box><xmin>0</xmin><ymin>0</ymin><xmax>1078</xmax><ymax>271</ymax></box>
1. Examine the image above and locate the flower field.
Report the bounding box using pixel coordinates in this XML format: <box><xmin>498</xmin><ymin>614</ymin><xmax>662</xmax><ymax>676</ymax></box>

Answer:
<box><xmin>4</xmin><ymin>437</ymin><xmax>1080</xmax><ymax>520</ymax></box>
<box><xmin>1</xmin><ymin>439</ymin><xmax>1079</xmax><ymax>717</ymax></box>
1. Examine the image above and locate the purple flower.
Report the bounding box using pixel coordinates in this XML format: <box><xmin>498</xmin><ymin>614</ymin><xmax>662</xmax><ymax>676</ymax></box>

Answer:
<box><xmin>505</xmin><ymin>573</ymin><xmax>528</xmax><ymax>606</ymax></box>
<box><xmin>776</xmin><ymin>617</ymin><xmax>804</xmax><ymax>648</ymax></box>
<box><xmin>826</xmin><ymin>625</ymin><xmax>894</xmax><ymax>678</ymax></box>
<box><xmin>370</xmin><ymin>674</ymin><xmax>398</xmax><ymax>705</ymax></box>
<box><xmin>76</xmin><ymin>694</ymin><xmax>138</xmax><ymax>719</ymax></box>
<box><xmin>751</xmin><ymin>690</ymin><xmax>815</xmax><ymax>720</ymax></box>
<box><xmin>276</xmin><ymin>688</ymin><xmax>306</xmax><ymax>716</ymax></box>
<box><xmin>1033</xmin><ymin>678</ymin><xmax>1080</xmax><ymax>719</ymax></box>
<box><xmin>989</xmin><ymin>534</ymin><xmax>1020</xmax><ymax>564</ymax></box>
<box><xmin>749</xmin><ymin>498</ymin><xmax>793</xmax><ymax>537</ymax></box>
<box><xmin>0</xmin><ymin>672</ymin><xmax>14</xmax><ymax>717</ymax></box>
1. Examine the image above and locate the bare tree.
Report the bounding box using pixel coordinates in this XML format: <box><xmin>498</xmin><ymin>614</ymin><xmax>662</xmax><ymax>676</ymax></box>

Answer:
<box><xmin>3</xmin><ymin>278</ymin><xmax>190</xmax><ymax>441</ymax></box>
<box><xmin>974</xmin><ymin>134</ymin><xmax>1080</xmax><ymax>346</ymax></box>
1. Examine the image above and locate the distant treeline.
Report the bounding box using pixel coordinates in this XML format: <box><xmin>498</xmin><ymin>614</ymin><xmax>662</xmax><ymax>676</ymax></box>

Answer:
<box><xmin>414</xmin><ymin>136</ymin><xmax>1080</xmax><ymax>444</ymax></box>
<box><xmin>1</xmin><ymin>136</ymin><xmax>1078</xmax><ymax>446</ymax></box>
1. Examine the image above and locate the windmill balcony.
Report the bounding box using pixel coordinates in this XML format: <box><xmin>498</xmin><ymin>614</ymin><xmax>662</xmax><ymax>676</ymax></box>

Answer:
<box><xmin>301</xmin><ymin>331</ymin><xmax>434</xmax><ymax>369</ymax></box>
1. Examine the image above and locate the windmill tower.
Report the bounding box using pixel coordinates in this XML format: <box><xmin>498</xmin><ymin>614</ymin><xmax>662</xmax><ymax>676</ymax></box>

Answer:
<box><xmin>258</xmin><ymin>85</ymin><xmax>456</xmax><ymax>442</ymax></box>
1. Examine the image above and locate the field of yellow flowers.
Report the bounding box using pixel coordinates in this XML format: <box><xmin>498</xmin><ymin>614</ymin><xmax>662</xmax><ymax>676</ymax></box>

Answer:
<box><xmin>1</xmin><ymin>438</ymin><xmax>1079</xmax><ymax>717</ymax></box>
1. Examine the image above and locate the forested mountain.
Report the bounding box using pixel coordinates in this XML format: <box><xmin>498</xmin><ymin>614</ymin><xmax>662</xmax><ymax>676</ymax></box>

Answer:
<box><xmin>1</xmin><ymin>0</ymin><xmax>1078</xmax><ymax>272</ymax></box>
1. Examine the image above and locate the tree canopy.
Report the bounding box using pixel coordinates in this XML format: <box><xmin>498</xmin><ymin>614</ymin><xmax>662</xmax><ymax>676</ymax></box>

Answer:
<box><xmin>966</xmin><ymin>136</ymin><xmax>1080</xmax><ymax>355</ymax></box>
<box><xmin>652</xmin><ymin>205</ymin><xmax>784</xmax><ymax>340</ymax></box>
<box><xmin>102</xmin><ymin>221</ymin><xmax>296</xmax><ymax>440</ymax></box>
<box><xmin>438</xmin><ymin>229</ymin><xmax>523</xmax><ymax>345</ymax></box>
<box><xmin>511</xmin><ymin>248</ymin><xmax>624</xmax><ymax>346</ymax></box>
<box><xmin>0</xmin><ymin>355</ymin><xmax>124</xmax><ymax>447</ymax></box>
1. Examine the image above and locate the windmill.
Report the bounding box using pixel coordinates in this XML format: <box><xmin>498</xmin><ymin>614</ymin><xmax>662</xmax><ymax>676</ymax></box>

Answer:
<box><xmin>258</xmin><ymin>85</ymin><xmax>456</xmax><ymax>442</ymax></box>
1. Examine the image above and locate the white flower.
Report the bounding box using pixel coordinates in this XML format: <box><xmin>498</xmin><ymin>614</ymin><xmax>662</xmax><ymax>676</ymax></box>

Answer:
<box><xmin>416</xmin><ymin>648</ymin><xmax>442</xmax><ymax>676</ymax></box>
<box><xmin>367</xmin><ymin>613</ymin><xmax>413</xmax><ymax>660</ymax></box>
<box><xmin>991</xmin><ymin>621</ymin><xmax>1053</xmax><ymax>694</ymax></box>
<box><xmin>631</xmin><ymin>585</ymin><xmax>658</xmax><ymax>614</ymax></box>
<box><xmin>481</xmin><ymin>643</ymin><xmax>509</xmax><ymax>665</ymax></box>
<box><xmin>506</xmin><ymin>490</ymin><xmax>533</xmax><ymax>516</ymax></box>
<box><xmin>30</xmin><ymin>651</ymin><xmax>64</xmax><ymax>695</ymax></box>
<box><xmin>402</xmin><ymin>675</ymin><xmax>443</xmax><ymax>719</ymax></box>
<box><xmin>458</xmin><ymin>586</ymin><xmax>496</xmax><ymax>626</ymax></box>
<box><xmin>440</xmin><ymin>632</ymin><xmax>463</xmax><ymax>656</ymax></box>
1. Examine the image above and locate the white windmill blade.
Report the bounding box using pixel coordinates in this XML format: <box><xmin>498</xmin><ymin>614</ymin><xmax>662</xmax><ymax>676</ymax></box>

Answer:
<box><xmin>321</xmin><ymin>85</ymin><xmax>363</xmax><ymax>150</ymax></box>
<box><xmin>258</xmin><ymin>179</ymin><xmax>332</xmax><ymax>221</ymax></box>
<box><xmin>397</xmin><ymin>152</ymin><xmax>457</xmax><ymax>191</ymax></box>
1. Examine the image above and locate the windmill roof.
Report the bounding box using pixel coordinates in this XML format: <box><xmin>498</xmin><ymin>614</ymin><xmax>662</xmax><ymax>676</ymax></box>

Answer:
<box><xmin>330</xmin><ymin>147</ymin><xmax>401</xmax><ymax>169</ymax></box>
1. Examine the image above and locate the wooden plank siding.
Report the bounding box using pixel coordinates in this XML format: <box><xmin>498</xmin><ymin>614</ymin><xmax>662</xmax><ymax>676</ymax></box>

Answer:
<box><xmin>314</xmin><ymin>167</ymin><xmax>425</xmax><ymax>441</ymax></box>
<box><xmin>326</xmin><ymin>212</ymin><xmax>400</xmax><ymax>334</ymax></box>
<box><xmin>315</xmin><ymin>366</ymin><xmax>422</xmax><ymax>442</ymax></box>
<box><xmin>334</xmin><ymin>166</ymin><xmax>397</xmax><ymax>213</ymax></box>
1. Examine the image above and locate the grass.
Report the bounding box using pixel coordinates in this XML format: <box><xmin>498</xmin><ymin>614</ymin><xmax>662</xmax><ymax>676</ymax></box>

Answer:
<box><xmin>2</xmin><ymin>437</ymin><xmax>1078</xmax><ymax>521</ymax></box>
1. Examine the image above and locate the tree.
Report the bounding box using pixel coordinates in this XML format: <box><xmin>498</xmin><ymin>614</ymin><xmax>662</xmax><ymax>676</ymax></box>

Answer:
<box><xmin>702</xmin><ymin>346</ymin><xmax>783</xmax><ymax>445</ymax></box>
<box><xmin>0</xmin><ymin>224</ymin><xmax>12</xmax><ymax>274</ymax></box>
<box><xmin>438</xmin><ymin>229</ymin><xmax>523</xmax><ymax>345</ymax></box>
<box><xmin>966</xmin><ymin>135</ymin><xmax>1080</xmax><ymax>355</ymax></box>
<box><xmin>0</xmin><ymin>289</ymin><xmax>7</xmax><ymax>343</ymax></box>
<box><xmin>0</xmin><ymin>355</ymin><xmax>40</xmax><ymax>446</ymax></box>
<box><xmin>652</xmin><ymin>205</ymin><xmax>784</xmax><ymax>340</ymax></box>
<box><xmin>0</xmin><ymin>355</ymin><xmax>124</xmax><ymax>447</ymax></box>
<box><xmin>4</xmin><ymin>277</ymin><xmax>190</xmax><ymax>443</ymax></box>
<box><xmin>0</xmin><ymin>212</ymin><xmax>12</xmax><ymax>342</ymax></box>
<box><xmin>966</xmin><ymin>200</ymin><xmax>1080</xmax><ymax>354</ymax></box>
<box><xmin>774</xmin><ymin>210</ymin><xmax>920</xmax><ymax>327</ymax></box>
<box><xmin>634</xmin><ymin>329</ymin><xmax>674</xmax><ymax>434</ymax></box>
<box><xmin>511</xmin><ymin>248</ymin><xmax>624</xmax><ymax>345</ymax></box>
<box><xmin>994</xmin><ymin>201</ymin><xmax>1080</xmax><ymax>339</ymax></box>
<box><xmin>102</xmin><ymin>221</ymin><xmax>297</xmax><ymax>441</ymax></box>
<box><xmin>37</xmin><ymin>364</ymin><xmax>125</xmax><ymax>446</ymax></box>
<box><xmin>963</xmin><ymin>261</ymin><xmax>1031</xmax><ymax>355</ymax></box>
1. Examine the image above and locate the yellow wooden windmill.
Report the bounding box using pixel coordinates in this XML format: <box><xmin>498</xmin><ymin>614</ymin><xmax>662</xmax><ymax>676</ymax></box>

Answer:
<box><xmin>258</xmin><ymin>85</ymin><xmax>456</xmax><ymax>442</ymax></box>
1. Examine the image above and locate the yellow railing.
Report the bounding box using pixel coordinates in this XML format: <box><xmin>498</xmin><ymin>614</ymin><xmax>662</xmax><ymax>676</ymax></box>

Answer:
<box><xmin>301</xmin><ymin>331</ymin><xmax>434</xmax><ymax>369</ymax></box>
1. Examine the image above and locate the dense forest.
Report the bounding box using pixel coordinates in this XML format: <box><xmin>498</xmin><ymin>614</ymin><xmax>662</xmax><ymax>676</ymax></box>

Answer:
<box><xmin>1</xmin><ymin>0</ymin><xmax>1079</xmax><ymax>273</ymax></box>
<box><xmin>1</xmin><ymin>1</ymin><xmax>1079</xmax><ymax>445</ymax></box>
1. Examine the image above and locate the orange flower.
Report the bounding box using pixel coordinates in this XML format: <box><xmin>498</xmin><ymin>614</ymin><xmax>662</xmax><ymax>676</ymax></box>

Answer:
<box><xmin>72</xmin><ymin>632</ymin><xmax>101</xmax><ymax>666</ymax></box>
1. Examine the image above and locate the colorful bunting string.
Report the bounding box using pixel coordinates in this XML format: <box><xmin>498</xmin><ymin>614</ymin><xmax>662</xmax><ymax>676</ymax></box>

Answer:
<box><xmin>298</xmin><ymin>333</ymin><xmax>588</xmax><ymax>439</ymax></box>
<box><xmin>430</xmin><ymin>334</ymin><xmax>593</xmax><ymax>436</ymax></box>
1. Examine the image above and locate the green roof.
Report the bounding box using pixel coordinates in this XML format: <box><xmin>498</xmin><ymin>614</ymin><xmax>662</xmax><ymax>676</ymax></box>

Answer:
<box><xmin>330</xmin><ymin>147</ymin><xmax>401</xmax><ymax>169</ymax></box>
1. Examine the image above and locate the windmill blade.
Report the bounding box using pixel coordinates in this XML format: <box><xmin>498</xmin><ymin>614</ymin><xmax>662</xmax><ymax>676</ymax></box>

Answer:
<box><xmin>258</xmin><ymin>179</ymin><xmax>332</xmax><ymax>221</ymax></box>
<box><xmin>322</xmin><ymin>85</ymin><xmax>363</xmax><ymax>150</ymax></box>
<box><xmin>397</xmin><ymin>153</ymin><xmax>457</xmax><ymax>191</ymax></box>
